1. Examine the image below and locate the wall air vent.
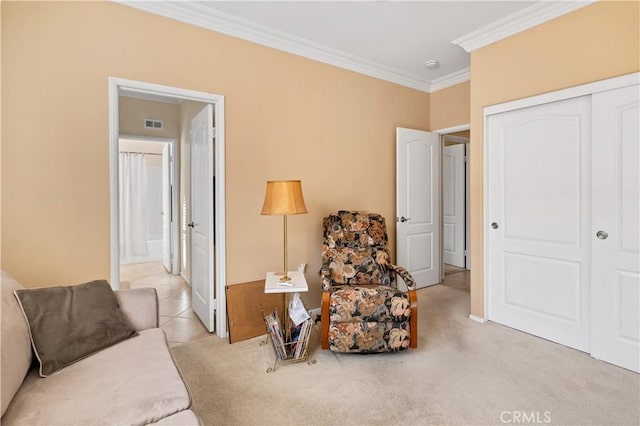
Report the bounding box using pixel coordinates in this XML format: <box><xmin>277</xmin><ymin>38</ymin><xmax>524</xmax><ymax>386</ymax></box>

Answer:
<box><xmin>144</xmin><ymin>119</ymin><xmax>163</xmax><ymax>130</ymax></box>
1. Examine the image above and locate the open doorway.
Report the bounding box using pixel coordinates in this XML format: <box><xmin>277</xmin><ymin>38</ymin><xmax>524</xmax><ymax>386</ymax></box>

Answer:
<box><xmin>442</xmin><ymin>132</ymin><xmax>470</xmax><ymax>269</ymax></box>
<box><xmin>118</xmin><ymin>136</ymin><xmax>176</xmax><ymax>270</ymax></box>
<box><xmin>109</xmin><ymin>78</ymin><xmax>227</xmax><ymax>339</ymax></box>
<box><xmin>439</xmin><ymin>125</ymin><xmax>470</xmax><ymax>292</ymax></box>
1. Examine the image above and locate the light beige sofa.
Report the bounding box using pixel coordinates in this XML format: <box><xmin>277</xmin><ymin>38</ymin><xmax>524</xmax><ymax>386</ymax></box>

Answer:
<box><xmin>1</xmin><ymin>270</ymin><xmax>199</xmax><ymax>425</ymax></box>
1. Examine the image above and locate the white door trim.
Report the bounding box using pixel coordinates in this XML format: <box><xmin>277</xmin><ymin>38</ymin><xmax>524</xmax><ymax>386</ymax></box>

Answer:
<box><xmin>433</xmin><ymin>124</ymin><xmax>470</xmax><ymax>134</ymax></box>
<box><xmin>485</xmin><ymin>73</ymin><xmax>640</xmax><ymax>116</ymax></box>
<box><xmin>108</xmin><ymin>77</ymin><xmax>228</xmax><ymax>339</ymax></box>
<box><xmin>442</xmin><ymin>135</ymin><xmax>469</xmax><ymax>144</ymax></box>
<box><xmin>482</xmin><ymin>72</ymin><xmax>640</xmax><ymax>322</ymax></box>
<box><xmin>465</xmin><ymin>142</ymin><xmax>471</xmax><ymax>270</ymax></box>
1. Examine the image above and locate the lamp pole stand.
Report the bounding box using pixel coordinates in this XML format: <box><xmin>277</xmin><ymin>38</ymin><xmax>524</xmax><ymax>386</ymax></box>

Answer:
<box><xmin>281</xmin><ymin>214</ymin><xmax>291</xmax><ymax>340</ymax></box>
<box><xmin>281</xmin><ymin>214</ymin><xmax>291</xmax><ymax>282</ymax></box>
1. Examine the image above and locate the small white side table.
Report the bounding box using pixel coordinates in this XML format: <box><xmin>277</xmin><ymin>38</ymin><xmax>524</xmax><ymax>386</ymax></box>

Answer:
<box><xmin>262</xmin><ymin>271</ymin><xmax>315</xmax><ymax>372</ymax></box>
<box><xmin>264</xmin><ymin>271</ymin><xmax>308</xmax><ymax>294</ymax></box>
<box><xmin>264</xmin><ymin>271</ymin><xmax>308</xmax><ymax>338</ymax></box>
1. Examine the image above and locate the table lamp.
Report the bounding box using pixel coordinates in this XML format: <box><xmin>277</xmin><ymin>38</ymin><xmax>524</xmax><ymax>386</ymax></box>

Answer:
<box><xmin>261</xmin><ymin>180</ymin><xmax>308</xmax><ymax>282</ymax></box>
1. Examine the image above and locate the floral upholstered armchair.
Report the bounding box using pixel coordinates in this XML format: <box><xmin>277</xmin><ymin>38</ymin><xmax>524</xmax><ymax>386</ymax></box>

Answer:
<box><xmin>320</xmin><ymin>211</ymin><xmax>418</xmax><ymax>353</ymax></box>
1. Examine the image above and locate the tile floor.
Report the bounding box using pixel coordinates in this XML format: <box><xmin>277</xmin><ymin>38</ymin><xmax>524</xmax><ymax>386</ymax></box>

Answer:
<box><xmin>120</xmin><ymin>262</ymin><xmax>210</xmax><ymax>347</ymax></box>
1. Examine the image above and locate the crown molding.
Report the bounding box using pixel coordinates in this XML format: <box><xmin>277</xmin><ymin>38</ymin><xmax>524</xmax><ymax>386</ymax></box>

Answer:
<box><xmin>429</xmin><ymin>67</ymin><xmax>470</xmax><ymax>92</ymax></box>
<box><xmin>116</xmin><ymin>1</ymin><xmax>432</xmax><ymax>92</ymax></box>
<box><xmin>116</xmin><ymin>1</ymin><xmax>586</xmax><ymax>94</ymax></box>
<box><xmin>452</xmin><ymin>0</ymin><xmax>596</xmax><ymax>53</ymax></box>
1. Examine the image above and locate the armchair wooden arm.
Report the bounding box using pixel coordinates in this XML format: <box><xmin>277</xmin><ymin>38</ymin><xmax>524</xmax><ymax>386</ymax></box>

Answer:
<box><xmin>321</xmin><ymin>291</ymin><xmax>330</xmax><ymax>349</ymax></box>
<box><xmin>408</xmin><ymin>289</ymin><xmax>418</xmax><ymax>348</ymax></box>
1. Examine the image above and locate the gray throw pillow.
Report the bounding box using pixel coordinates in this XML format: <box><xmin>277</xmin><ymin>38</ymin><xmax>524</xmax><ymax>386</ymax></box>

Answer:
<box><xmin>14</xmin><ymin>280</ymin><xmax>137</xmax><ymax>377</ymax></box>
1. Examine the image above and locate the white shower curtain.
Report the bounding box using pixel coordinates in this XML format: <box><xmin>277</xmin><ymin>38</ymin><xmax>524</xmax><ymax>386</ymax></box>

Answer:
<box><xmin>119</xmin><ymin>152</ymin><xmax>149</xmax><ymax>257</ymax></box>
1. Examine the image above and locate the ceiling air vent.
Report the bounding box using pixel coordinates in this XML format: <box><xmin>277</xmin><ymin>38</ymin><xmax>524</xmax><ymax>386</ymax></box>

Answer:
<box><xmin>144</xmin><ymin>119</ymin><xmax>163</xmax><ymax>130</ymax></box>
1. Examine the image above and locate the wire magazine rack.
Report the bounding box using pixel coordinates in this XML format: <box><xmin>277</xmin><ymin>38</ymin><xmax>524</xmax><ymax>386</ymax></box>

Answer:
<box><xmin>262</xmin><ymin>308</ymin><xmax>316</xmax><ymax>373</ymax></box>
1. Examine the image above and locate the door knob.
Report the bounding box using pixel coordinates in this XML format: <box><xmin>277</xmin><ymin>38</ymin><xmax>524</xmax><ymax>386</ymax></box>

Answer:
<box><xmin>596</xmin><ymin>230</ymin><xmax>608</xmax><ymax>240</ymax></box>
<box><xmin>491</xmin><ymin>222</ymin><xmax>499</xmax><ymax>229</ymax></box>
<box><xmin>400</xmin><ymin>216</ymin><xmax>411</xmax><ymax>223</ymax></box>
<box><xmin>187</xmin><ymin>222</ymin><xmax>195</xmax><ymax>228</ymax></box>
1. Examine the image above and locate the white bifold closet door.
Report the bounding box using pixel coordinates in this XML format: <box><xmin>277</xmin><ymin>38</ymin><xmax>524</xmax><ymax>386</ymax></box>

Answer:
<box><xmin>487</xmin><ymin>95</ymin><xmax>592</xmax><ymax>352</ymax></box>
<box><xmin>590</xmin><ymin>86</ymin><xmax>639</xmax><ymax>373</ymax></box>
<box><xmin>487</xmin><ymin>83</ymin><xmax>639</xmax><ymax>372</ymax></box>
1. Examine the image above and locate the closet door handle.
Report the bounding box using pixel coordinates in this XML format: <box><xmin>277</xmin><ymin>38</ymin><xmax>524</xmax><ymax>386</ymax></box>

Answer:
<box><xmin>187</xmin><ymin>222</ymin><xmax>195</xmax><ymax>228</ymax></box>
<box><xmin>596</xmin><ymin>230</ymin><xmax>608</xmax><ymax>240</ymax></box>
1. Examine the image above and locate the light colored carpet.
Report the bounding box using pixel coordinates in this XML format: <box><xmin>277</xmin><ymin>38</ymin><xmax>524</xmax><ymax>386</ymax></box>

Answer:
<box><xmin>171</xmin><ymin>285</ymin><xmax>639</xmax><ymax>425</ymax></box>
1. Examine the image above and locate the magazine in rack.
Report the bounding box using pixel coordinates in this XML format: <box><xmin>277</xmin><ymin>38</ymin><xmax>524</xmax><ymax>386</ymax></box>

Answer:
<box><xmin>263</xmin><ymin>308</ymin><xmax>312</xmax><ymax>362</ymax></box>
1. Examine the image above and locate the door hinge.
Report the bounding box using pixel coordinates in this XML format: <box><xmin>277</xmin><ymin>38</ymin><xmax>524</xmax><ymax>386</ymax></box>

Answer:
<box><xmin>464</xmin><ymin>155</ymin><xmax>469</xmax><ymax>162</ymax></box>
<box><xmin>464</xmin><ymin>250</ymin><xmax>470</xmax><ymax>256</ymax></box>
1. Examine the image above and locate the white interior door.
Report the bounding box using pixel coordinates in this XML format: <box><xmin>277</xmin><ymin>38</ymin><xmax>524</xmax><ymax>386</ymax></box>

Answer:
<box><xmin>591</xmin><ymin>85</ymin><xmax>640</xmax><ymax>372</ymax></box>
<box><xmin>487</xmin><ymin>96</ymin><xmax>592</xmax><ymax>352</ymax></box>
<box><xmin>443</xmin><ymin>143</ymin><xmax>465</xmax><ymax>268</ymax></box>
<box><xmin>396</xmin><ymin>127</ymin><xmax>440</xmax><ymax>288</ymax></box>
<box><xmin>190</xmin><ymin>105</ymin><xmax>215</xmax><ymax>332</ymax></box>
<box><xmin>161</xmin><ymin>143</ymin><xmax>172</xmax><ymax>273</ymax></box>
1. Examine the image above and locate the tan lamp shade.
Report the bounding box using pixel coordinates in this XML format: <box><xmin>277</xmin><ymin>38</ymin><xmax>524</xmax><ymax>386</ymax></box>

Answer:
<box><xmin>261</xmin><ymin>180</ymin><xmax>308</xmax><ymax>216</ymax></box>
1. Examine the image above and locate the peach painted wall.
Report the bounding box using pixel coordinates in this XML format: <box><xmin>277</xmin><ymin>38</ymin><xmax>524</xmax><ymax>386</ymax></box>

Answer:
<box><xmin>469</xmin><ymin>0</ymin><xmax>639</xmax><ymax>317</ymax></box>
<box><xmin>1</xmin><ymin>2</ymin><xmax>428</xmax><ymax>308</ymax></box>
<box><xmin>429</xmin><ymin>81</ymin><xmax>470</xmax><ymax>131</ymax></box>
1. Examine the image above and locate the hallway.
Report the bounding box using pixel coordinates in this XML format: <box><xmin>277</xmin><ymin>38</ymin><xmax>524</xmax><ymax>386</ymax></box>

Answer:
<box><xmin>120</xmin><ymin>262</ymin><xmax>210</xmax><ymax>346</ymax></box>
<box><xmin>442</xmin><ymin>264</ymin><xmax>470</xmax><ymax>292</ymax></box>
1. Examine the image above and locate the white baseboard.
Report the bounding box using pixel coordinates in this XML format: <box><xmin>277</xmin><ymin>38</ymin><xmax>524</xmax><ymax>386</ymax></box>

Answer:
<box><xmin>468</xmin><ymin>314</ymin><xmax>487</xmax><ymax>323</ymax></box>
<box><xmin>308</xmin><ymin>307</ymin><xmax>321</xmax><ymax>319</ymax></box>
<box><xmin>180</xmin><ymin>272</ymin><xmax>191</xmax><ymax>286</ymax></box>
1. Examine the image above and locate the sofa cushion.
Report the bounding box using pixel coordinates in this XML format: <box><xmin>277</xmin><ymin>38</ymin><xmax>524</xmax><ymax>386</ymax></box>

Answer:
<box><xmin>14</xmin><ymin>280</ymin><xmax>137</xmax><ymax>377</ymax></box>
<box><xmin>0</xmin><ymin>271</ymin><xmax>32</xmax><ymax>417</ymax></box>
<box><xmin>1</xmin><ymin>328</ymin><xmax>192</xmax><ymax>425</ymax></box>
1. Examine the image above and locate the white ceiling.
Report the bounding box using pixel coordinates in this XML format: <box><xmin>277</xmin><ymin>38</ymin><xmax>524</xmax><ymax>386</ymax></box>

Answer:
<box><xmin>120</xmin><ymin>1</ymin><xmax>592</xmax><ymax>92</ymax></box>
<box><xmin>200</xmin><ymin>1</ymin><xmax>535</xmax><ymax>81</ymax></box>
